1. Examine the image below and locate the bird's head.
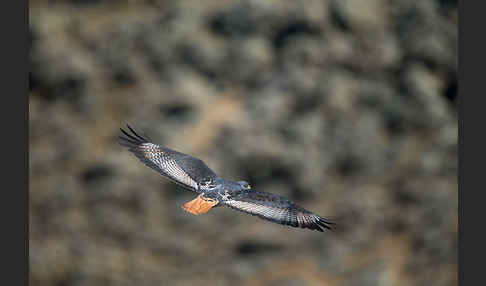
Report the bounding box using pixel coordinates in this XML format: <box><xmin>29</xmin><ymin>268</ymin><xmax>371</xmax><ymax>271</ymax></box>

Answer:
<box><xmin>237</xmin><ymin>181</ymin><xmax>252</xmax><ymax>190</ymax></box>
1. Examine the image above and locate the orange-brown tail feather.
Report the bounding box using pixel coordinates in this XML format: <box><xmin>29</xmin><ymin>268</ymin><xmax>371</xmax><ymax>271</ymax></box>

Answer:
<box><xmin>182</xmin><ymin>195</ymin><xmax>218</xmax><ymax>215</ymax></box>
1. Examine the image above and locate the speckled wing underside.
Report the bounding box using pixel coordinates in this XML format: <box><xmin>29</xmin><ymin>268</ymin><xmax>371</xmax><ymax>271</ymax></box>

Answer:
<box><xmin>118</xmin><ymin>125</ymin><xmax>218</xmax><ymax>193</ymax></box>
<box><xmin>223</xmin><ymin>191</ymin><xmax>333</xmax><ymax>232</ymax></box>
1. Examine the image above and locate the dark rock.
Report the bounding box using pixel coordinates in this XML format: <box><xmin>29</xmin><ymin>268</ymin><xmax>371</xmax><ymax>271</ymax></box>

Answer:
<box><xmin>272</xmin><ymin>20</ymin><xmax>320</xmax><ymax>50</ymax></box>
<box><xmin>81</xmin><ymin>164</ymin><xmax>114</xmax><ymax>185</ymax></box>
<box><xmin>235</xmin><ymin>240</ymin><xmax>283</xmax><ymax>256</ymax></box>
<box><xmin>208</xmin><ymin>3</ymin><xmax>262</xmax><ymax>38</ymax></box>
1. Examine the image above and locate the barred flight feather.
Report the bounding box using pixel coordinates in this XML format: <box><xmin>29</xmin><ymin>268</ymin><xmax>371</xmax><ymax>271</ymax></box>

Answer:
<box><xmin>223</xmin><ymin>192</ymin><xmax>333</xmax><ymax>232</ymax></box>
<box><xmin>119</xmin><ymin>125</ymin><xmax>218</xmax><ymax>192</ymax></box>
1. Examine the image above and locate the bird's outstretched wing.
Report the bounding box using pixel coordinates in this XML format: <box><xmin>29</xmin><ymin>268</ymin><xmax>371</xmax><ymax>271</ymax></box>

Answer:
<box><xmin>222</xmin><ymin>190</ymin><xmax>333</xmax><ymax>232</ymax></box>
<box><xmin>118</xmin><ymin>125</ymin><xmax>218</xmax><ymax>193</ymax></box>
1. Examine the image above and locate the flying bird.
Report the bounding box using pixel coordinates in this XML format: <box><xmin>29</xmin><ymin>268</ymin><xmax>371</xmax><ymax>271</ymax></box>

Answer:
<box><xmin>118</xmin><ymin>125</ymin><xmax>334</xmax><ymax>232</ymax></box>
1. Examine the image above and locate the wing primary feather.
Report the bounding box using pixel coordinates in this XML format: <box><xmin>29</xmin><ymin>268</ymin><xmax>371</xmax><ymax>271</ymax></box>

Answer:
<box><xmin>307</xmin><ymin>221</ymin><xmax>317</xmax><ymax>231</ymax></box>
<box><xmin>118</xmin><ymin>135</ymin><xmax>140</xmax><ymax>145</ymax></box>
<box><xmin>120</xmin><ymin>128</ymin><xmax>143</xmax><ymax>143</ymax></box>
<box><xmin>126</xmin><ymin>124</ymin><xmax>149</xmax><ymax>142</ymax></box>
<box><xmin>314</xmin><ymin>224</ymin><xmax>324</xmax><ymax>232</ymax></box>
<box><xmin>316</xmin><ymin>217</ymin><xmax>333</xmax><ymax>230</ymax></box>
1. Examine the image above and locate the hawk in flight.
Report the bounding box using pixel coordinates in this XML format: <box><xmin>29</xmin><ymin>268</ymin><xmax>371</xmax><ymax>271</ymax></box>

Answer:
<box><xmin>119</xmin><ymin>125</ymin><xmax>334</xmax><ymax>232</ymax></box>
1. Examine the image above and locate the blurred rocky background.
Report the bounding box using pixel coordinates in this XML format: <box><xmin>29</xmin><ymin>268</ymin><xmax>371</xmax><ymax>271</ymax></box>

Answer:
<box><xmin>29</xmin><ymin>0</ymin><xmax>457</xmax><ymax>285</ymax></box>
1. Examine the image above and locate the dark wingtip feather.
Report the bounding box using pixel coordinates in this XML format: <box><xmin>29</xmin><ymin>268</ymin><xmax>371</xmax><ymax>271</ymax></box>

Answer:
<box><xmin>118</xmin><ymin>135</ymin><xmax>139</xmax><ymax>147</ymax></box>
<box><xmin>119</xmin><ymin>125</ymin><xmax>151</xmax><ymax>148</ymax></box>
<box><xmin>120</xmin><ymin>128</ymin><xmax>138</xmax><ymax>142</ymax></box>
<box><xmin>126</xmin><ymin>124</ymin><xmax>149</xmax><ymax>142</ymax></box>
<box><xmin>316</xmin><ymin>217</ymin><xmax>334</xmax><ymax>231</ymax></box>
<box><xmin>308</xmin><ymin>222</ymin><xmax>323</xmax><ymax>232</ymax></box>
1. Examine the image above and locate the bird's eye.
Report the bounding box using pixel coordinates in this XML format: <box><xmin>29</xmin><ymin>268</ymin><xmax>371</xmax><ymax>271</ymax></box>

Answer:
<box><xmin>238</xmin><ymin>181</ymin><xmax>251</xmax><ymax>189</ymax></box>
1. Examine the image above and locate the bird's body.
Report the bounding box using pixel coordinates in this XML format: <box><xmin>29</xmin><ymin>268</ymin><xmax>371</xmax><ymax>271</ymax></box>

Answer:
<box><xmin>119</xmin><ymin>125</ymin><xmax>333</xmax><ymax>232</ymax></box>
